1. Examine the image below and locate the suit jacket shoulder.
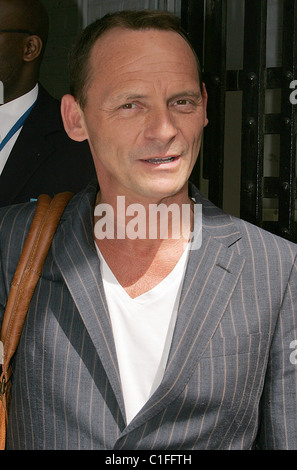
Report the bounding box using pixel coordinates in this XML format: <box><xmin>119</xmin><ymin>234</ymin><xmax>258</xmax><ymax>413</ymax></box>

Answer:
<box><xmin>0</xmin><ymin>85</ymin><xmax>95</xmax><ymax>207</ymax></box>
<box><xmin>190</xmin><ymin>182</ymin><xmax>297</xmax><ymax>262</ymax></box>
<box><xmin>0</xmin><ymin>177</ymin><xmax>95</xmax><ymax>268</ymax></box>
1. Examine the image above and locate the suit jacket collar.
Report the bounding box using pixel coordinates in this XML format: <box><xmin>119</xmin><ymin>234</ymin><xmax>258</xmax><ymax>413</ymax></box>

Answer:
<box><xmin>52</xmin><ymin>179</ymin><xmax>127</xmax><ymax>422</ymax></box>
<box><xmin>52</xmin><ymin>180</ymin><xmax>245</xmax><ymax>433</ymax></box>
<box><xmin>120</xmin><ymin>185</ymin><xmax>245</xmax><ymax>436</ymax></box>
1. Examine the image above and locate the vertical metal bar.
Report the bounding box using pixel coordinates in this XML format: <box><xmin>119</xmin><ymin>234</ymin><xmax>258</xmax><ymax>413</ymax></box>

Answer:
<box><xmin>240</xmin><ymin>0</ymin><xmax>267</xmax><ymax>226</ymax></box>
<box><xmin>203</xmin><ymin>0</ymin><xmax>227</xmax><ymax>207</ymax></box>
<box><xmin>181</xmin><ymin>0</ymin><xmax>204</xmax><ymax>57</ymax></box>
<box><xmin>278</xmin><ymin>0</ymin><xmax>297</xmax><ymax>241</ymax></box>
<box><xmin>181</xmin><ymin>0</ymin><xmax>205</xmax><ymax>188</ymax></box>
<box><xmin>180</xmin><ymin>0</ymin><xmax>189</xmax><ymax>27</ymax></box>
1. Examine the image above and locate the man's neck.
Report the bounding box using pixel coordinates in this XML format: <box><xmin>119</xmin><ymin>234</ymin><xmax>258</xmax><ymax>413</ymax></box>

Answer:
<box><xmin>2</xmin><ymin>79</ymin><xmax>38</xmax><ymax>104</ymax></box>
<box><xmin>93</xmin><ymin>188</ymin><xmax>194</xmax><ymax>297</ymax></box>
<box><xmin>94</xmin><ymin>188</ymin><xmax>194</xmax><ymax>253</ymax></box>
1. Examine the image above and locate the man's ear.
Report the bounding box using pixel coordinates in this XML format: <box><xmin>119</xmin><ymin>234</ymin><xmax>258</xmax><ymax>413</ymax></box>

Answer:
<box><xmin>61</xmin><ymin>94</ymin><xmax>88</xmax><ymax>142</ymax></box>
<box><xmin>23</xmin><ymin>35</ymin><xmax>43</xmax><ymax>62</ymax></box>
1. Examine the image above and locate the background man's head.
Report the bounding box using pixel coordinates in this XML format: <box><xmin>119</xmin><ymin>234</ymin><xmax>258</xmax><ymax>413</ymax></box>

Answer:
<box><xmin>0</xmin><ymin>0</ymin><xmax>49</xmax><ymax>102</ymax></box>
<box><xmin>68</xmin><ymin>10</ymin><xmax>203</xmax><ymax>110</ymax></box>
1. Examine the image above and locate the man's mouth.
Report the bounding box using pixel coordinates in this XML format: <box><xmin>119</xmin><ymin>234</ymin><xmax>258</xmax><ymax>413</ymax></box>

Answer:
<box><xmin>143</xmin><ymin>156</ymin><xmax>180</xmax><ymax>164</ymax></box>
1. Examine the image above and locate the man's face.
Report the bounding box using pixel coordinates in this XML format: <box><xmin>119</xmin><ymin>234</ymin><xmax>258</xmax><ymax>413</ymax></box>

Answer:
<box><xmin>80</xmin><ymin>27</ymin><xmax>208</xmax><ymax>204</ymax></box>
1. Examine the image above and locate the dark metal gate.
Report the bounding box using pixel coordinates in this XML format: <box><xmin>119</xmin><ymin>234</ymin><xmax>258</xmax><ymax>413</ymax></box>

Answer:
<box><xmin>182</xmin><ymin>0</ymin><xmax>297</xmax><ymax>242</ymax></box>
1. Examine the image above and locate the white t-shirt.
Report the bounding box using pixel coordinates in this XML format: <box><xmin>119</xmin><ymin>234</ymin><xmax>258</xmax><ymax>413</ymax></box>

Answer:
<box><xmin>0</xmin><ymin>84</ymin><xmax>38</xmax><ymax>175</ymax></box>
<box><xmin>95</xmin><ymin>242</ymin><xmax>190</xmax><ymax>423</ymax></box>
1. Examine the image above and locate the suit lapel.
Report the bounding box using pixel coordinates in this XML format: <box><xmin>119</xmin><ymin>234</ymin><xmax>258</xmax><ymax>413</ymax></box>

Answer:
<box><xmin>162</xmin><ymin>231</ymin><xmax>245</xmax><ymax>396</ymax></box>
<box><xmin>118</xmin><ymin>189</ymin><xmax>246</xmax><ymax>435</ymax></box>
<box><xmin>52</xmin><ymin>181</ymin><xmax>126</xmax><ymax>421</ymax></box>
<box><xmin>52</xmin><ymin>181</ymin><xmax>246</xmax><ymax>435</ymax></box>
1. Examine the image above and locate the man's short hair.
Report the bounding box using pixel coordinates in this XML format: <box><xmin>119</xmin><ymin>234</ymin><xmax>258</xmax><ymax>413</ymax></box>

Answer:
<box><xmin>68</xmin><ymin>10</ymin><xmax>202</xmax><ymax>109</ymax></box>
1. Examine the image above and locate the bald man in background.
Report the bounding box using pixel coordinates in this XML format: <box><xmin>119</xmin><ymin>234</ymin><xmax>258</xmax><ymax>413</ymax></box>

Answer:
<box><xmin>0</xmin><ymin>0</ymin><xmax>95</xmax><ymax>207</ymax></box>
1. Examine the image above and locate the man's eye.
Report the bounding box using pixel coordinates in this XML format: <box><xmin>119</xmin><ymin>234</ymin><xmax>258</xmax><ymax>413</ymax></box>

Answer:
<box><xmin>175</xmin><ymin>99</ymin><xmax>190</xmax><ymax>106</ymax></box>
<box><xmin>121</xmin><ymin>103</ymin><xmax>136</xmax><ymax>109</ymax></box>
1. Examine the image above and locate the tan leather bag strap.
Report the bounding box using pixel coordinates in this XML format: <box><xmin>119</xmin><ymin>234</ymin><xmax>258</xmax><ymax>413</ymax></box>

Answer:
<box><xmin>0</xmin><ymin>191</ymin><xmax>73</xmax><ymax>450</ymax></box>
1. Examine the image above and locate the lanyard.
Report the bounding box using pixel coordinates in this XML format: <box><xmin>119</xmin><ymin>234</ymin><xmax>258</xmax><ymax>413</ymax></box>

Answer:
<box><xmin>0</xmin><ymin>102</ymin><xmax>35</xmax><ymax>152</ymax></box>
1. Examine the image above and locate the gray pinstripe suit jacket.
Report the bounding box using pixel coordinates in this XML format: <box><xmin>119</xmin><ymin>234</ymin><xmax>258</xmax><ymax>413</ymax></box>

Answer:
<box><xmin>0</xmin><ymin>179</ymin><xmax>297</xmax><ymax>450</ymax></box>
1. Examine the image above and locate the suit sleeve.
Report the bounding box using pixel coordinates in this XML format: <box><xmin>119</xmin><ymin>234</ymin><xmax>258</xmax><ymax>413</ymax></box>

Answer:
<box><xmin>0</xmin><ymin>204</ymin><xmax>35</xmax><ymax>330</ymax></box>
<box><xmin>256</xmin><ymin>253</ymin><xmax>297</xmax><ymax>449</ymax></box>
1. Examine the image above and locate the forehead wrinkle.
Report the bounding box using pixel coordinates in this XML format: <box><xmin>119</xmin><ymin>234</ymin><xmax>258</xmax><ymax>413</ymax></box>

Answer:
<box><xmin>86</xmin><ymin>29</ymin><xmax>200</xmax><ymax>105</ymax></box>
<box><xmin>103</xmin><ymin>65</ymin><xmax>200</xmax><ymax>94</ymax></box>
<box><xmin>90</xmin><ymin>35</ymin><xmax>197</xmax><ymax>79</ymax></box>
<box><xmin>119</xmin><ymin>56</ymin><xmax>196</xmax><ymax>75</ymax></box>
<box><xmin>107</xmin><ymin>75</ymin><xmax>199</xmax><ymax>97</ymax></box>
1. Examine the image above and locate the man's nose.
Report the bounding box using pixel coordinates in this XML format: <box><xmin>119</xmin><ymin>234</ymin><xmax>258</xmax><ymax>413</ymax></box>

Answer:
<box><xmin>144</xmin><ymin>107</ymin><xmax>178</xmax><ymax>143</ymax></box>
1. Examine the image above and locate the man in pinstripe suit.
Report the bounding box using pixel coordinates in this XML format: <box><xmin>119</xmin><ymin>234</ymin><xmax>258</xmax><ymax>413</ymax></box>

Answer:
<box><xmin>0</xmin><ymin>10</ymin><xmax>297</xmax><ymax>450</ymax></box>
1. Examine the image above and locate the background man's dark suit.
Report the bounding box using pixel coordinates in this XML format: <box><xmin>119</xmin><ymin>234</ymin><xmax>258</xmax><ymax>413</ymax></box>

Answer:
<box><xmin>0</xmin><ymin>85</ymin><xmax>95</xmax><ymax>207</ymax></box>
